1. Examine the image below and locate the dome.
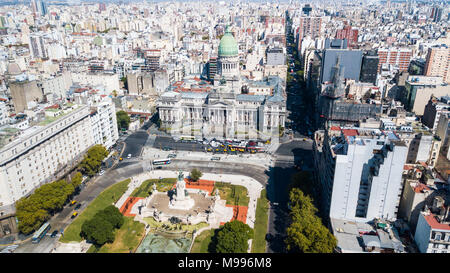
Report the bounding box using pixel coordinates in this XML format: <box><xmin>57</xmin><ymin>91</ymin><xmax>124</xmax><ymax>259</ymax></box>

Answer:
<box><xmin>218</xmin><ymin>26</ymin><xmax>238</xmax><ymax>57</ymax></box>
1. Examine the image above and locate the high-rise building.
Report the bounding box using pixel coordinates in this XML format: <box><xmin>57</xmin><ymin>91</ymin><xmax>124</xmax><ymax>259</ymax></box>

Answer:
<box><xmin>336</xmin><ymin>25</ymin><xmax>358</xmax><ymax>48</ymax></box>
<box><xmin>29</xmin><ymin>34</ymin><xmax>47</xmax><ymax>59</ymax></box>
<box><xmin>430</xmin><ymin>6</ymin><xmax>443</xmax><ymax>22</ymax></box>
<box><xmin>30</xmin><ymin>0</ymin><xmax>37</xmax><ymax>16</ymax></box>
<box><xmin>314</xmin><ymin>127</ymin><xmax>408</xmax><ymax>222</ymax></box>
<box><xmin>297</xmin><ymin>16</ymin><xmax>322</xmax><ymax>51</ymax></box>
<box><xmin>360</xmin><ymin>51</ymin><xmax>379</xmax><ymax>85</ymax></box>
<box><xmin>98</xmin><ymin>3</ymin><xmax>106</xmax><ymax>12</ymax></box>
<box><xmin>424</xmin><ymin>45</ymin><xmax>450</xmax><ymax>84</ymax></box>
<box><xmin>38</xmin><ymin>0</ymin><xmax>47</xmax><ymax>17</ymax></box>
<box><xmin>377</xmin><ymin>48</ymin><xmax>412</xmax><ymax>73</ymax></box>
<box><xmin>404</xmin><ymin>76</ymin><xmax>449</xmax><ymax>115</ymax></box>
<box><xmin>302</xmin><ymin>4</ymin><xmax>312</xmax><ymax>16</ymax></box>
<box><xmin>9</xmin><ymin>79</ymin><xmax>43</xmax><ymax>113</ymax></box>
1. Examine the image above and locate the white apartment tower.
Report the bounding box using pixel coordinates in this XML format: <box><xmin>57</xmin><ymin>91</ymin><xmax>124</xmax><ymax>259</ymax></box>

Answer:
<box><xmin>315</xmin><ymin>127</ymin><xmax>408</xmax><ymax>223</ymax></box>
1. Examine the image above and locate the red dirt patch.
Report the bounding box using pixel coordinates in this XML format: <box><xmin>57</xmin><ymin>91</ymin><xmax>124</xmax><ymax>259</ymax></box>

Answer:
<box><xmin>220</xmin><ymin>205</ymin><xmax>248</xmax><ymax>226</ymax></box>
<box><xmin>171</xmin><ymin>179</ymin><xmax>215</xmax><ymax>195</ymax></box>
<box><xmin>120</xmin><ymin>197</ymin><xmax>144</xmax><ymax>217</ymax></box>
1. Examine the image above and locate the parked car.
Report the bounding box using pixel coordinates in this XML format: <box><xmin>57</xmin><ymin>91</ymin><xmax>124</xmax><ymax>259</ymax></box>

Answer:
<box><xmin>211</xmin><ymin>156</ymin><xmax>221</xmax><ymax>161</ymax></box>
<box><xmin>99</xmin><ymin>170</ymin><xmax>105</xmax><ymax>176</ymax></box>
<box><xmin>71</xmin><ymin>212</ymin><xmax>78</xmax><ymax>218</ymax></box>
<box><xmin>70</xmin><ymin>200</ymin><xmax>77</xmax><ymax>206</ymax></box>
<box><xmin>50</xmin><ymin>230</ymin><xmax>58</xmax><ymax>238</ymax></box>
<box><xmin>74</xmin><ymin>203</ymin><xmax>81</xmax><ymax>210</ymax></box>
<box><xmin>168</xmin><ymin>153</ymin><xmax>177</xmax><ymax>158</ymax></box>
<box><xmin>127</xmin><ymin>154</ymin><xmax>132</xmax><ymax>159</ymax></box>
<box><xmin>163</xmin><ymin>146</ymin><xmax>172</xmax><ymax>151</ymax></box>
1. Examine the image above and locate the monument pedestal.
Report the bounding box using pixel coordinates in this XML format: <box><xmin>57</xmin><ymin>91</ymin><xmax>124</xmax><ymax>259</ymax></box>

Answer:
<box><xmin>168</xmin><ymin>198</ymin><xmax>195</xmax><ymax>210</ymax></box>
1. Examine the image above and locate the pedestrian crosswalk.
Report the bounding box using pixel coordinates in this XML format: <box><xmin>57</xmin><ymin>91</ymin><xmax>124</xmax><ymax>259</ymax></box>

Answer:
<box><xmin>0</xmin><ymin>244</ymin><xmax>19</xmax><ymax>253</ymax></box>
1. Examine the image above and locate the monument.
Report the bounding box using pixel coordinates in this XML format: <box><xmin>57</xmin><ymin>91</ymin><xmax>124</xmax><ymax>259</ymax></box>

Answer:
<box><xmin>168</xmin><ymin>171</ymin><xmax>195</xmax><ymax>210</ymax></box>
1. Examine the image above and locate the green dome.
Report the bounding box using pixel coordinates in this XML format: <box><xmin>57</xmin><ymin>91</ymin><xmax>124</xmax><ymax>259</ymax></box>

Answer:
<box><xmin>218</xmin><ymin>26</ymin><xmax>238</xmax><ymax>57</ymax></box>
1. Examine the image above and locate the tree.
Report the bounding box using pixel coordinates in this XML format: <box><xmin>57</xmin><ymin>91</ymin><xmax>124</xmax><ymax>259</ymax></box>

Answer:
<box><xmin>98</xmin><ymin>205</ymin><xmax>124</xmax><ymax>229</ymax></box>
<box><xmin>80</xmin><ymin>205</ymin><xmax>123</xmax><ymax>246</ymax></box>
<box><xmin>116</xmin><ymin>110</ymin><xmax>130</xmax><ymax>131</ymax></box>
<box><xmin>15</xmin><ymin>197</ymin><xmax>50</xmax><ymax>234</ymax></box>
<box><xmin>284</xmin><ymin>188</ymin><xmax>337</xmax><ymax>253</ymax></box>
<box><xmin>71</xmin><ymin>172</ymin><xmax>83</xmax><ymax>189</ymax></box>
<box><xmin>215</xmin><ymin>220</ymin><xmax>253</xmax><ymax>253</ymax></box>
<box><xmin>112</xmin><ymin>90</ymin><xmax>118</xmax><ymax>97</ymax></box>
<box><xmin>189</xmin><ymin>168</ymin><xmax>203</xmax><ymax>182</ymax></box>
<box><xmin>15</xmin><ymin>179</ymin><xmax>76</xmax><ymax>234</ymax></box>
<box><xmin>79</xmin><ymin>145</ymin><xmax>109</xmax><ymax>176</ymax></box>
<box><xmin>81</xmin><ymin>217</ymin><xmax>115</xmax><ymax>246</ymax></box>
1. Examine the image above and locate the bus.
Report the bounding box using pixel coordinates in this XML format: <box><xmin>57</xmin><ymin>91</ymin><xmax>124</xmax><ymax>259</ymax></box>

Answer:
<box><xmin>32</xmin><ymin>222</ymin><xmax>51</xmax><ymax>244</ymax></box>
<box><xmin>180</xmin><ymin>135</ymin><xmax>195</xmax><ymax>141</ymax></box>
<box><xmin>152</xmin><ymin>158</ymin><xmax>171</xmax><ymax>165</ymax></box>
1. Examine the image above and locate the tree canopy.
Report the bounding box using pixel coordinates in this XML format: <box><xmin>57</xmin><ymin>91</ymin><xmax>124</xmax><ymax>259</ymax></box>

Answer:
<box><xmin>16</xmin><ymin>179</ymin><xmax>76</xmax><ymax>234</ymax></box>
<box><xmin>215</xmin><ymin>220</ymin><xmax>253</xmax><ymax>253</ymax></box>
<box><xmin>116</xmin><ymin>110</ymin><xmax>130</xmax><ymax>131</ymax></box>
<box><xmin>80</xmin><ymin>205</ymin><xmax>124</xmax><ymax>246</ymax></box>
<box><xmin>189</xmin><ymin>168</ymin><xmax>203</xmax><ymax>182</ymax></box>
<box><xmin>284</xmin><ymin>188</ymin><xmax>337</xmax><ymax>253</ymax></box>
<box><xmin>79</xmin><ymin>145</ymin><xmax>108</xmax><ymax>177</ymax></box>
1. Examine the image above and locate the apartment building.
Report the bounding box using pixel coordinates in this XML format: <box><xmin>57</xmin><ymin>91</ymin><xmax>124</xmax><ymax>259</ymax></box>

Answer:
<box><xmin>89</xmin><ymin>99</ymin><xmax>119</xmax><ymax>149</ymax></box>
<box><xmin>414</xmin><ymin>197</ymin><xmax>450</xmax><ymax>253</ymax></box>
<box><xmin>404</xmin><ymin>76</ymin><xmax>450</xmax><ymax>116</ymax></box>
<box><xmin>377</xmin><ymin>48</ymin><xmax>413</xmax><ymax>73</ymax></box>
<box><xmin>0</xmin><ymin>105</ymin><xmax>94</xmax><ymax>211</ymax></box>
<box><xmin>0</xmin><ymin>99</ymin><xmax>119</xmax><ymax>213</ymax></box>
<box><xmin>314</xmin><ymin>126</ymin><xmax>408</xmax><ymax>223</ymax></box>
<box><xmin>424</xmin><ymin>45</ymin><xmax>450</xmax><ymax>84</ymax></box>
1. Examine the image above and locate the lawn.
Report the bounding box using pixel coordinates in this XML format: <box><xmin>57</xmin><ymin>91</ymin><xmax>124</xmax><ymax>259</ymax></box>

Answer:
<box><xmin>130</xmin><ymin>178</ymin><xmax>177</xmax><ymax>198</ymax></box>
<box><xmin>190</xmin><ymin>228</ymin><xmax>216</xmax><ymax>253</ymax></box>
<box><xmin>96</xmin><ymin>216</ymin><xmax>146</xmax><ymax>253</ymax></box>
<box><xmin>213</xmin><ymin>182</ymin><xmax>249</xmax><ymax>207</ymax></box>
<box><xmin>59</xmin><ymin>179</ymin><xmax>131</xmax><ymax>243</ymax></box>
<box><xmin>251</xmin><ymin>189</ymin><xmax>269</xmax><ymax>253</ymax></box>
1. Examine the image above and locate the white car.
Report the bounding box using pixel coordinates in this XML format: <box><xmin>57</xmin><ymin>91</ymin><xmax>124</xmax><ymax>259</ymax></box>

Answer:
<box><xmin>127</xmin><ymin>154</ymin><xmax>132</xmax><ymax>159</ymax></box>
<box><xmin>99</xmin><ymin>170</ymin><xmax>105</xmax><ymax>176</ymax></box>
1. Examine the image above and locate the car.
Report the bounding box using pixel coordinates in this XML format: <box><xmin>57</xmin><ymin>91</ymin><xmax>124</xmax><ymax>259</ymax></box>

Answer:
<box><xmin>74</xmin><ymin>203</ymin><xmax>81</xmax><ymax>210</ymax></box>
<box><xmin>50</xmin><ymin>230</ymin><xmax>58</xmax><ymax>238</ymax></box>
<box><xmin>99</xmin><ymin>170</ymin><xmax>105</xmax><ymax>176</ymax></box>
<box><xmin>119</xmin><ymin>157</ymin><xmax>123</xmax><ymax>161</ymax></box>
<box><xmin>71</xmin><ymin>212</ymin><xmax>78</xmax><ymax>218</ymax></box>
<box><xmin>168</xmin><ymin>153</ymin><xmax>177</xmax><ymax>158</ymax></box>
<box><xmin>162</xmin><ymin>147</ymin><xmax>172</xmax><ymax>151</ymax></box>
<box><xmin>211</xmin><ymin>156</ymin><xmax>221</xmax><ymax>161</ymax></box>
<box><xmin>70</xmin><ymin>200</ymin><xmax>77</xmax><ymax>206</ymax></box>
<box><xmin>127</xmin><ymin>154</ymin><xmax>132</xmax><ymax>159</ymax></box>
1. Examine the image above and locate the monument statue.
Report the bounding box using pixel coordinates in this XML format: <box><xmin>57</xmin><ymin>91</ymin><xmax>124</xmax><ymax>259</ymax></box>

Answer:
<box><xmin>169</xmin><ymin>170</ymin><xmax>194</xmax><ymax>210</ymax></box>
<box><xmin>175</xmin><ymin>170</ymin><xmax>186</xmax><ymax>201</ymax></box>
